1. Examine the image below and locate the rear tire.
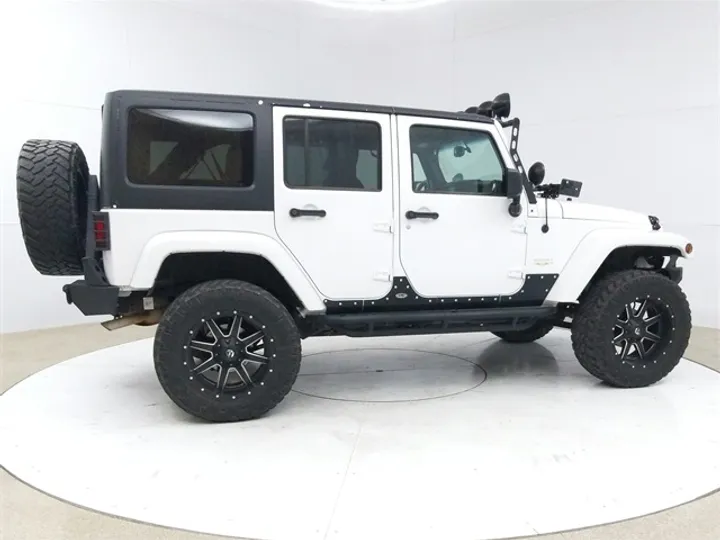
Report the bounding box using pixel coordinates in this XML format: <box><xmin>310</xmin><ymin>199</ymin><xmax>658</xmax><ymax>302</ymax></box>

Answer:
<box><xmin>492</xmin><ymin>320</ymin><xmax>554</xmax><ymax>343</ymax></box>
<box><xmin>154</xmin><ymin>279</ymin><xmax>302</xmax><ymax>422</ymax></box>
<box><xmin>16</xmin><ymin>139</ymin><xmax>90</xmax><ymax>275</ymax></box>
<box><xmin>571</xmin><ymin>270</ymin><xmax>691</xmax><ymax>388</ymax></box>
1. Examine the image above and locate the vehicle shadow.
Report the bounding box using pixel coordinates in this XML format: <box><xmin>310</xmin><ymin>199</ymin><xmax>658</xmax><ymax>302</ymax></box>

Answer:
<box><xmin>470</xmin><ymin>339</ymin><xmax>561</xmax><ymax>379</ymax></box>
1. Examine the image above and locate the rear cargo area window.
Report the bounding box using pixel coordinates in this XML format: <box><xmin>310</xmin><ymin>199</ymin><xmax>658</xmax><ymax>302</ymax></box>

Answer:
<box><xmin>126</xmin><ymin>108</ymin><xmax>254</xmax><ymax>187</ymax></box>
<box><xmin>283</xmin><ymin>117</ymin><xmax>381</xmax><ymax>191</ymax></box>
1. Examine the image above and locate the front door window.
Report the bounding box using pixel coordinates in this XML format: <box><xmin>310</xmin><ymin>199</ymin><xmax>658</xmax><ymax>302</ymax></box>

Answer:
<box><xmin>410</xmin><ymin>125</ymin><xmax>506</xmax><ymax>196</ymax></box>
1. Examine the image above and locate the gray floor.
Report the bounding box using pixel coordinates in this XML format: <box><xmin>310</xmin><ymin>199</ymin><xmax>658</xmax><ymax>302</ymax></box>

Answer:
<box><xmin>1</xmin><ymin>324</ymin><xmax>718</xmax><ymax>540</ymax></box>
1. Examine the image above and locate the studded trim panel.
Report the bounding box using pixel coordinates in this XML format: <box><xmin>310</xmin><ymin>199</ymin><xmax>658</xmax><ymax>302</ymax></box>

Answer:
<box><xmin>324</xmin><ymin>274</ymin><xmax>559</xmax><ymax>314</ymax></box>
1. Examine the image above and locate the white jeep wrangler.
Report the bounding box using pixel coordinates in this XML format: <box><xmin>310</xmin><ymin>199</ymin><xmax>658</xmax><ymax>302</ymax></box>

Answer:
<box><xmin>16</xmin><ymin>90</ymin><xmax>693</xmax><ymax>422</ymax></box>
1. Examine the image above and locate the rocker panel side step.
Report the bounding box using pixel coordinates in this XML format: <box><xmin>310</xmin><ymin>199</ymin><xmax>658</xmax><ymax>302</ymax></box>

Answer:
<box><xmin>323</xmin><ymin>306</ymin><xmax>557</xmax><ymax>338</ymax></box>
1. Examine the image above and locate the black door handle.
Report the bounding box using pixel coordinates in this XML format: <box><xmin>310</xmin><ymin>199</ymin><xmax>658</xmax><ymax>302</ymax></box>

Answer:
<box><xmin>290</xmin><ymin>208</ymin><xmax>327</xmax><ymax>218</ymax></box>
<box><xmin>406</xmin><ymin>210</ymin><xmax>439</xmax><ymax>220</ymax></box>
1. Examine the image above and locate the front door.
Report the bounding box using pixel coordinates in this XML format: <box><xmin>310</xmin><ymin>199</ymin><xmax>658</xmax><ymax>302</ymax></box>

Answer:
<box><xmin>396</xmin><ymin>115</ymin><xmax>528</xmax><ymax>298</ymax></box>
<box><xmin>273</xmin><ymin>107</ymin><xmax>394</xmax><ymax>301</ymax></box>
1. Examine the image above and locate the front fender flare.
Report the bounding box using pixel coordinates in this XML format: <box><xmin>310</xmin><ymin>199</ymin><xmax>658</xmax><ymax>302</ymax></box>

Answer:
<box><xmin>545</xmin><ymin>228</ymin><xmax>691</xmax><ymax>304</ymax></box>
<box><xmin>129</xmin><ymin>231</ymin><xmax>326</xmax><ymax>312</ymax></box>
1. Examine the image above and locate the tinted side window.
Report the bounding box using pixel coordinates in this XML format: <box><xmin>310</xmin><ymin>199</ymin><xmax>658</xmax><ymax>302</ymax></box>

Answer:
<box><xmin>409</xmin><ymin>125</ymin><xmax>505</xmax><ymax>196</ymax></box>
<box><xmin>283</xmin><ymin>117</ymin><xmax>381</xmax><ymax>191</ymax></box>
<box><xmin>127</xmin><ymin>108</ymin><xmax>254</xmax><ymax>187</ymax></box>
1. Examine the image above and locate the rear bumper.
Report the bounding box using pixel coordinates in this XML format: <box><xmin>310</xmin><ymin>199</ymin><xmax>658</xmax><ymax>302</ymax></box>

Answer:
<box><xmin>62</xmin><ymin>173</ymin><xmax>120</xmax><ymax>317</ymax></box>
<box><xmin>63</xmin><ymin>280</ymin><xmax>119</xmax><ymax>316</ymax></box>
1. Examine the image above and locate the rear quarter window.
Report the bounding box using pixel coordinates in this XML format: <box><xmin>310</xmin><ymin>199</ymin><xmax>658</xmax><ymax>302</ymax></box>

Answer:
<box><xmin>126</xmin><ymin>108</ymin><xmax>255</xmax><ymax>188</ymax></box>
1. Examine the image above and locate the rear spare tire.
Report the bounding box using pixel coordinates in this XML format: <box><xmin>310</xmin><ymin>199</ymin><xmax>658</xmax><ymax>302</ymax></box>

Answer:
<box><xmin>16</xmin><ymin>139</ymin><xmax>90</xmax><ymax>276</ymax></box>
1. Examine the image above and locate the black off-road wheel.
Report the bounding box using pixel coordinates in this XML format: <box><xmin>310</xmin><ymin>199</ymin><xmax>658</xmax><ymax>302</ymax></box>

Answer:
<box><xmin>16</xmin><ymin>139</ymin><xmax>91</xmax><ymax>275</ymax></box>
<box><xmin>154</xmin><ymin>280</ymin><xmax>302</xmax><ymax>422</ymax></box>
<box><xmin>492</xmin><ymin>320</ymin><xmax>554</xmax><ymax>343</ymax></box>
<box><xmin>571</xmin><ymin>270</ymin><xmax>691</xmax><ymax>388</ymax></box>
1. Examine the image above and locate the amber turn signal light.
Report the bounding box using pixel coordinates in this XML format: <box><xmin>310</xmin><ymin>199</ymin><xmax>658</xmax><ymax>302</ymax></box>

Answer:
<box><xmin>685</xmin><ymin>243</ymin><xmax>693</xmax><ymax>254</ymax></box>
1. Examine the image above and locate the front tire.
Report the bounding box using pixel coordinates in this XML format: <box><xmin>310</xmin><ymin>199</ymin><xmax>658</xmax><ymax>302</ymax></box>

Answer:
<box><xmin>154</xmin><ymin>280</ymin><xmax>301</xmax><ymax>422</ymax></box>
<box><xmin>571</xmin><ymin>270</ymin><xmax>691</xmax><ymax>388</ymax></box>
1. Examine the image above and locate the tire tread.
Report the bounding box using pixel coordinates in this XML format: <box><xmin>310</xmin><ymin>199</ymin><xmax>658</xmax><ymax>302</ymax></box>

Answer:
<box><xmin>16</xmin><ymin>139</ymin><xmax>89</xmax><ymax>275</ymax></box>
<box><xmin>153</xmin><ymin>279</ymin><xmax>301</xmax><ymax>422</ymax></box>
<box><xmin>571</xmin><ymin>270</ymin><xmax>691</xmax><ymax>387</ymax></box>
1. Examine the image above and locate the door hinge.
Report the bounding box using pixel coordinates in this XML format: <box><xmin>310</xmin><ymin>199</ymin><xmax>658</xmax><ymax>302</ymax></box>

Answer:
<box><xmin>373</xmin><ymin>271</ymin><xmax>392</xmax><ymax>282</ymax></box>
<box><xmin>508</xmin><ymin>269</ymin><xmax>524</xmax><ymax>280</ymax></box>
<box><xmin>373</xmin><ymin>223</ymin><xmax>393</xmax><ymax>233</ymax></box>
<box><xmin>511</xmin><ymin>222</ymin><xmax>527</xmax><ymax>234</ymax></box>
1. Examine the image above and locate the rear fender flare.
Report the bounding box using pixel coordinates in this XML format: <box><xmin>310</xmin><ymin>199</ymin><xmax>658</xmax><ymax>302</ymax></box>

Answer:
<box><xmin>129</xmin><ymin>231</ymin><xmax>326</xmax><ymax>312</ymax></box>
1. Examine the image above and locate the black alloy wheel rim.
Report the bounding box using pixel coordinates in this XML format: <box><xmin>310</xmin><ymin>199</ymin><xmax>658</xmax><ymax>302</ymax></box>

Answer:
<box><xmin>183</xmin><ymin>311</ymin><xmax>272</xmax><ymax>398</ymax></box>
<box><xmin>613</xmin><ymin>297</ymin><xmax>671</xmax><ymax>364</ymax></box>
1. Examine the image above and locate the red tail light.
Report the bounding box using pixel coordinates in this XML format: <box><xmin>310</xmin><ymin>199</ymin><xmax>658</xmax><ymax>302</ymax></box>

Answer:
<box><xmin>92</xmin><ymin>211</ymin><xmax>110</xmax><ymax>251</ymax></box>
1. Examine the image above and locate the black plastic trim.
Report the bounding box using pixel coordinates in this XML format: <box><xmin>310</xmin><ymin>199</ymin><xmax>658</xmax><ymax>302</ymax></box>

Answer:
<box><xmin>323</xmin><ymin>274</ymin><xmax>559</xmax><ymax>314</ymax></box>
<box><xmin>82</xmin><ymin>175</ymin><xmax>109</xmax><ymax>286</ymax></box>
<box><xmin>649</xmin><ymin>215</ymin><xmax>661</xmax><ymax>230</ymax></box>
<box><xmin>62</xmin><ymin>280</ymin><xmax>119</xmax><ymax>316</ymax></box>
<box><xmin>323</xmin><ymin>306</ymin><xmax>557</xmax><ymax>338</ymax></box>
<box><xmin>326</xmin><ymin>306</ymin><xmax>554</xmax><ymax>324</ymax></box>
<box><xmin>665</xmin><ymin>267</ymin><xmax>683</xmax><ymax>283</ymax></box>
<box><xmin>663</xmin><ymin>255</ymin><xmax>683</xmax><ymax>283</ymax></box>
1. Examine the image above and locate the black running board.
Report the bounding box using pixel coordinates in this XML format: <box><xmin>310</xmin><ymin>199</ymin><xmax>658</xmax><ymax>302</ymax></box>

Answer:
<box><xmin>323</xmin><ymin>306</ymin><xmax>557</xmax><ymax>338</ymax></box>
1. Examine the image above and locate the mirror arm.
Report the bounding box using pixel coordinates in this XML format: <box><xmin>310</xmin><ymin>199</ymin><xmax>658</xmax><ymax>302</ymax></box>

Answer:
<box><xmin>508</xmin><ymin>196</ymin><xmax>522</xmax><ymax>218</ymax></box>
<box><xmin>505</xmin><ymin>170</ymin><xmax>524</xmax><ymax>217</ymax></box>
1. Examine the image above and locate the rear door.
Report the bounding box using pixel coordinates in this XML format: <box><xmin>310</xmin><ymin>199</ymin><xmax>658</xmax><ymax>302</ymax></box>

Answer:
<box><xmin>273</xmin><ymin>107</ymin><xmax>394</xmax><ymax>301</ymax></box>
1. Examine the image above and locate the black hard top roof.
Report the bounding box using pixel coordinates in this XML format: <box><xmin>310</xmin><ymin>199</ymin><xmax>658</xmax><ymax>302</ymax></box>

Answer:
<box><xmin>106</xmin><ymin>89</ymin><xmax>494</xmax><ymax>125</ymax></box>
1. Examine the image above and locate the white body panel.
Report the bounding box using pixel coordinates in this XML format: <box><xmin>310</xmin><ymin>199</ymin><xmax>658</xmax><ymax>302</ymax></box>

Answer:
<box><xmin>559</xmin><ymin>201</ymin><xmax>650</xmax><ymax>224</ymax></box>
<box><xmin>99</xmin><ymin>108</ymin><xmax>692</xmax><ymax>313</ymax></box>
<box><xmin>524</xmin><ymin>205</ymin><xmax>653</xmax><ymax>277</ymax></box>
<box><xmin>545</xmin><ymin>228</ymin><xmax>691</xmax><ymax>303</ymax></box>
<box><xmin>271</xmin><ymin>107</ymin><xmax>395</xmax><ymax>301</ymax></box>
<box><xmin>103</xmin><ymin>209</ymin><xmax>326</xmax><ymax>312</ymax></box>
<box><xmin>395</xmin><ymin>115</ymin><xmax>528</xmax><ymax>297</ymax></box>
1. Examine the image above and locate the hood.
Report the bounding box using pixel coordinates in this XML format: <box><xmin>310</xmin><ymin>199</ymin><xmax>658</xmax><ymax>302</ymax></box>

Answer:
<box><xmin>559</xmin><ymin>202</ymin><xmax>650</xmax><ymax>226</ymax></box>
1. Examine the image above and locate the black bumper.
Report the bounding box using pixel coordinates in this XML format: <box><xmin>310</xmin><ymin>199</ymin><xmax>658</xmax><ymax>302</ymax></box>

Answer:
<box><xmin>63</xmin><ymin>280</ymin><xmax>119</xmax><ymax>316</ymax></box>
<box><xmin>665</xmin><ymin>266</ymin><xmax>683</xmax><ymax>283</ymax></box>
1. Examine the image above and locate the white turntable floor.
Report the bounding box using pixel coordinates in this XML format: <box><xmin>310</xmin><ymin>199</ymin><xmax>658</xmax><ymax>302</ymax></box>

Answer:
<box><xmin>1</xmin><ymin>330</ymin><xmax>719</xmax><ymax>540</ymax></box>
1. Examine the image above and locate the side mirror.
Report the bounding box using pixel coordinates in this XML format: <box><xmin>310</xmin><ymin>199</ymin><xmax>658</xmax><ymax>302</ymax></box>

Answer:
<box><xmin>506</xmin><ymin>170</ymin><xmax>524</xmax><ymax>218</ymax></box>
<box><xmin>528</xmin><ymin>161</ymin><xmax>546</xmax><ymax>186</ymax></box>
<box><xmin>506</xmin><ymin>170</ymin><xmax>524</xmax><ymax>199</ymax></box>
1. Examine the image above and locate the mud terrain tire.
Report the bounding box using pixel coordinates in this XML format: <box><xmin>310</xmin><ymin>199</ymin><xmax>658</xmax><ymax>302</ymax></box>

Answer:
<box><xmin>16</xmin><ymin>139</ymin><xmax>90</xmax><ymax>275</ymax></box>
<box><xmin>571</xmin><ymin>270</ymin><xmax>691</xmax><ymax>387</ymax></box>
<box><xmin>154</xmin><ymin>279</ymin><xmax>302</xmax><ymax>422</ymax></box>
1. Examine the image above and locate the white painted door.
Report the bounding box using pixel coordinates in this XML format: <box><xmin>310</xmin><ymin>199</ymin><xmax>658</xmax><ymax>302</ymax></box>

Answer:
<box><xmin>273</xmin><ymin>107</ymin><xmax>394</xmax><ymax>301</ymax></box>
<box><xmin>396</xmin><ymin>115</ymin><xmax>528</xmax><ymax>298</ymax></box>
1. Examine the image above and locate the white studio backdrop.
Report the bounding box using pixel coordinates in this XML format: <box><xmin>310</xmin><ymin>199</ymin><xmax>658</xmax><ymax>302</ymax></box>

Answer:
<box><xmin>0</xmin><ymin>0</ymin><xmax>718</xmax><ymax>333</ymax></box>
